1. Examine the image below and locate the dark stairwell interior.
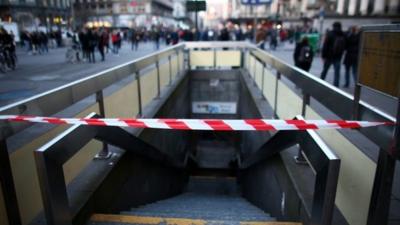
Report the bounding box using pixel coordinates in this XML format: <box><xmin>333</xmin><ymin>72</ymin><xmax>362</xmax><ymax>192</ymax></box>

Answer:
<box><xmin>34</xmin><ymin>69</ymin><xmax>326</xmax><ymax>225</ymax></box>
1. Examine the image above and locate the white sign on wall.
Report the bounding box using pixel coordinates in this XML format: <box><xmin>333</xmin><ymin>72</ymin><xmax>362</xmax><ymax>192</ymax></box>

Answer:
<box><xmin>192</xmin><ymin>101</ymin><xmax>237</xmax><ymax>114</ymax></box>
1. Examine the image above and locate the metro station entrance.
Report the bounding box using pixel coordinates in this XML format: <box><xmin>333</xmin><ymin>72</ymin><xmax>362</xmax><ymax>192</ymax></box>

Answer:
<box><xmin>0</xmin><ymin>33</ymin><xmax>397</xmax><ymax>225</ymax></box>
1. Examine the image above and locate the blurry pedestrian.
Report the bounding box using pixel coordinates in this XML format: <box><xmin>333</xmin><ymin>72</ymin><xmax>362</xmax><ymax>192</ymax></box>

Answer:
<box><xmin>31</xmin><ymin>32</ymin><xmax>40</xmax><ymax>54</ymax></box>
<box><xmin>87</xmin><ymin>29</ymin><xmax>97</xmax><ymax>63</ymax></box>
<box><xmin>269</xmin><ymin>28</ymin><xmax>278</xmax><ymax>50</ymax></box>
<box><xmin>320</xmin><ymin>22</ymin><xmax>346</xmax><ymax>87</ymax></box>
<box><xmin>255</xmin><ymin>26</ymin><xmax>266</xmax><ymax>49</ymax></box>
<box><xmin>98</xmin><ymin>29</ymin><xmax>108</xmax><ymax>61</ymax></box>
<box><xmin>343</xmin><ymin>26</ymin><xmax>360</xmax><ymax>88</ymax></box>
<box><xmin>171</xmin><ymin>29</ymin><xmax>179</xmax><ymax>45</ymax></box>
<box><xmin>153</xmin><ymin>29</ymin><xmax>160</xmax><ymax>50</ymax></box>
<box><xmin>79</xmin><ymin>29</ymin><xmax>89</xmax><ymax>61</ymax></box>
<box><xmin>111</xmin><ymin>31</ymin><xmax>120</xmax><ymax>54</ymax></box>
<box><xmin>219</xmin><ymin>26</ymin><xmax>230</xmax><ymax>41</ymax></box>
<box><xmin>39</xmin><ymin>32</ymin><xmax>48</xmax><ymax>53</ymax></box>
<box><xmin>293</xmin><ymin>37</ymin><xmax>313</xmax><ymax>72</ymax></box>
<box><xmin>130</xmin><ymin>28</ymin><xmax>137</xmax><ymax>50</ymax></box>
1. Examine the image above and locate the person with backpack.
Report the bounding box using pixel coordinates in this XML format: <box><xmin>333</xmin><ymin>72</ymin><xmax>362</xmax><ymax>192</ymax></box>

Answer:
<box><xmin>320</xmin><ymin>22</ymin><xmax>346</xmax><ymax>87</ymax></box>
<box><xmin>293</xmin><ymin>37</ymin><xmax>313</xmax><ymax>72</ymax></box>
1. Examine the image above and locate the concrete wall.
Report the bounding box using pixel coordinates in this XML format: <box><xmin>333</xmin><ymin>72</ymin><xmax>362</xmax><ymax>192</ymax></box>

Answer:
<box><xmin>238</xmin><ymin>73</ymin><xmax>270</xmax><ymax>158</ymax></box>
<box><xmin>139</xmin><ymin>75</ymin><xmax>191</xmax><ymax>159</ymax></box>
<box><xmin>190</xmin><ymin>70</ymin><xmax>241</xmax><ymax>120</ymax></box>
<box><xmin>101</xmin><ymin>153</ymin><xmax>187</xmax><ymax>213</ymax></box>
<box><xmin>239</xmin><ymin>155</ymin><xmax>301</xmax><ymax>221</ymax></box>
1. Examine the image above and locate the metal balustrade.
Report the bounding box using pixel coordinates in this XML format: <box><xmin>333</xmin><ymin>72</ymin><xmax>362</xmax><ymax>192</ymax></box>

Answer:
<box><xmin>0</xmin><ymin>41</ymin><xmax>396</xmax><ymax>225</ymax></box>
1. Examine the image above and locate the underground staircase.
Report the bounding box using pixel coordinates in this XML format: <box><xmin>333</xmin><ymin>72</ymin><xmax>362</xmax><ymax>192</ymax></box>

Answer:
<box><xmin>88</xmin><ymin>177</ymin><xmax>301</xmax><ymax>225</ymax></box>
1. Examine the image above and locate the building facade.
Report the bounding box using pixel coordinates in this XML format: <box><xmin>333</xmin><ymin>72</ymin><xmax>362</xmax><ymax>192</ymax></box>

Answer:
<box><xmin>73</xmin><ymin>0</ymin><xmax>177</xmax><ymax>28</ymax></box>
<box><xmin>0</xmin><ymin>0</ymin><xmax>71</xmax><ymax>30</ymax></box>
<box><xmin>229</xmin><ymin>0</ymin><xmax>400</xmax><ymax>19</ymax></box>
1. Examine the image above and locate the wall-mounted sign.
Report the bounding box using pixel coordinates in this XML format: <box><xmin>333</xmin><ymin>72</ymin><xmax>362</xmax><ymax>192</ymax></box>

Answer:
<box><xmin>358</xmin><ymin>30</ymin><xmax>400</xmax><ymax>97</ymax></box>
<box><xmin>192</xmin><ymin>102</ymin><xmax>237</xmax><ymax>114</ymax></box>
<box><xmin>241</xmin><ymin>0</ymin><xmax>272</xmax><ymax>5</ymax></box>
<box><xmin>186</xmin><ymin>0</ymin><xmax>206</xmax><ymax>12</ymax></box>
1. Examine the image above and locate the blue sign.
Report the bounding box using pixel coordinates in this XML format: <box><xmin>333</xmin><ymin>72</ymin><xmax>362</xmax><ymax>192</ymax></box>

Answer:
<box><xmin>241</xmin><ymin>0</ymin><xmax>272</xmax><ymax>5</ymax></box>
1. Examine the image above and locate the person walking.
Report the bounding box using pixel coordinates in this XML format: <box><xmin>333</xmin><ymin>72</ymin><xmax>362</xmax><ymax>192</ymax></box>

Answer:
<box><xmin>87</xmin><ymin>29</ymin><xmax>97</xmax><ymax>63</ymax></box>
<box><xmin>79</xmin><ymin>28</ymin><xmax>89</xmax><ymax>62</ymax></box>
<box><xmin>269</xmin><ymin>28</ymin><xmax>278</xmax><ymax>50</ymax></box>
<box><xmin>111</xmin><ymin>31</ymin><xmax>120</xmax><ymax>55</ymax></box>
<box><xmin>98</xmin><ymin>29</ymin><xmax>107</xmax><ymax>61</ymax></box>
<box><xmin>293</xmin><ymin>37</ymin><xmax>314</xmax><ymax>72</ymax></box>
<box><xmin>320</xmin><ymin>22</ymin><xmax>346</xmax><ymax>87</ymax></box>
<box><xmin>343</xmin><ymin>26</ymin><xmax>360</xmax><ymax>88</ymax></box>
<box><xmin>255</xmin><ymin>26</ymin><xmax>266</xmax><ymax>49</ymax></box>
<box><xmin>153</xmin><ymin>29</ymin><xmax>160</xmax><ymax>50</ymax></box>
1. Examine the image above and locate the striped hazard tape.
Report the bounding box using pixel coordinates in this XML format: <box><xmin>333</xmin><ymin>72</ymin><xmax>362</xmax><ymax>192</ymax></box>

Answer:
<box><xmin>0</xmin><ymin>115</ymin><xmax>395</xmax><ymax>131</ymax></box>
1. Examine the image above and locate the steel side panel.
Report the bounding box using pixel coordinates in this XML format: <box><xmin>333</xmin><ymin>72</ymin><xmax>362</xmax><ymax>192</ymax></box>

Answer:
<box><xmin>255</xmin><ymin>61</ymin><xmax>263</xmax><ymax>88</ymax></box>
<box><xmin>171</xmin><ymin>56</ymin><xmax>178</xmax><ymax>80</ymax></box>
<box><xmin>159</xmin><ymin>62</ymin><xmax>170</xmax><ymax>88</ymax></box>
<box><xmin>249</xmin><ymin>56</ymin><xmax>255</xmax><ymax>77</ymax></box>
<box><xmin>140</xmin><ymin>70</ymin><xmax>158</xmax><ymax>108</ymax></box>
<box><xmin>305</xmin><ymin>105</ymin><xmax>376</xmax><ymax>225</ymax></box>
<box><xmin>178</xmin><ymin>52</ymin><xmax>184</xmax><ymax>72</ymax></box>
<box><xmin>276</xmin><ymin>81</ymin><xmax>303</xmax><ymax>119</ymax></box>
<box><xmin>216</xmin><ymin>50</ymin><xmax>241</xmax><ymax>67</ymax></box>
<box><xmin>62</xmin><ymin>140</ymin><xmax>101</xmax><ymax>184</ymax></box>
<box><xmin>264</xmin><ymin>70</ymin><xmax>373</xmax><ymax>225</ymax></box>
<box><xmin>8</xmin><ymin>104</ymin><xmax>100</xmax><ymax>225</ymax></box>
<box><xmin>251</xmin><ymin>49</ymin><xmax>394</xmax><ymax>150</ymax></box>
<box><xmin>189</xmin><ymin>51</ymin><xmax>214</xmax><ymax>67</ymax></box>
<box><xmin>263</xmin><ymin>69</ymin><xmax>276</xmax><ymax>107</ymax></box>
<box><xmin>104</xmin><ymin>80</ymin><xmax>139</xmax><ymax>118</ymax></box>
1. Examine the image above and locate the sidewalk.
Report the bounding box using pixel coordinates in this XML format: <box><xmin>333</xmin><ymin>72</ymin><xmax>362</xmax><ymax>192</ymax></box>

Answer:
<box><xmin>0</xmin><ymin>41</ymin><xmax>165</xmax><ymax>107</ymax></box>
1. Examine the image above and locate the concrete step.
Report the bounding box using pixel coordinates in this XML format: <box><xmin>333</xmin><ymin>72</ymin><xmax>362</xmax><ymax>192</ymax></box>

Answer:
<box><xmin>120</xmin><ymin>211</ymin><xmax>274</xmax><ymax>221</ymax></box>
<box><xmin>89</xmin><ymin>214</ymin><xmax>303</xmax><ymax>225</ymax></box>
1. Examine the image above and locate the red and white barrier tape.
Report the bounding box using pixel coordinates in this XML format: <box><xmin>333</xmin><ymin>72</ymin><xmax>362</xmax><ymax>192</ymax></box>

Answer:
<box><xmin>0</xmin><ymin>115</ymin><xmax>394</xmax><ymax>131</ymax></box>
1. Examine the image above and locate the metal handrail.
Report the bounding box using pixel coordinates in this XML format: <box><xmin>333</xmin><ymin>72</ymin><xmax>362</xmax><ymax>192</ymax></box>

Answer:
<box><xmin>241</xmin><ymin>115</ymin><xmax>340</xmax><ymax>225</ymax></box>
<box><xmin>35</xmin><ymin>113</ymin><xmax>185</xmax><ymax>225</ymax></box>
<box><xmin>248</xmin><ymin>47</ymin><xmax>396</xmax><ymax>151</ymax></box>
<box><xmin>0</xmin><ymin>43</ymin><xmax>185</xmax><ymax>140</ymax></box>
<box><xmin>0</xmin><ymin>43</ymin><xmax>184</xmax><ymax>225</ymax></box>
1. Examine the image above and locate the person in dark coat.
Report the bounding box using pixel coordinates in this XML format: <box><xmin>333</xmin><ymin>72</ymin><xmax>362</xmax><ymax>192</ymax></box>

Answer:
<box><xmin>320</xmin><ymin>22</ymin><xmax>346</xmax><ymax>87</ymax></box>
<box><xmin>87</xmin><ymin>29</ymin><xmax>97</xmax><ymax>63</ymax></box>
<box><xmin>98</xmin><ymin>29</ymin><xmax>107</xmax><ymax>61</ymax></box>
<box><xmin>79</xmin><ymin>29</ymin><xmax>89</xmax><ymax>61</ymax></box>
<box><xmin>293</xmin><ymin>37</ymin><xmax>314</xmax><ymax>72</ymax></box>
<box><xmin>343</xmin><ymin>26</ymin><xmax>360</xmax><ymax>88</ymax></box>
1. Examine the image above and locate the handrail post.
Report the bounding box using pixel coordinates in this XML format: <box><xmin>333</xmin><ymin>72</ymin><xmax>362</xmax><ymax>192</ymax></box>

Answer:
<box><xmin>177</xmin><ymin>51</ymin><xmax>181</xmax><ymax>75</ymax></box>
<box><xmin>156</xmin><ymin>60</ymin><xmax>161</xmax><ymax>98</ymax></box>
<box><xmin>213</xmin><ymin>48</ymin><xmax>217</xmax><ymax>69</ymax></box>
<box><xmin>352</xmin><ymin>84</ymin><xmax>362</xmax><ymax>120</ymax></box>
<box><xmin>185</xmin><ymin>49</ymin><xmax>190</xmax><ymax>71</ymax></box>
<box><xmin>94</xmin><ymin>90</ymin><xmax>111</xmax><ymax>159</ymax></box>
<box><xmin>273</xmin><ymin>71</ymin><xmax>281</xmax><ymax>119</ymax></box>
<box><xmin>0</xmin><ymin>139</ymin><xmax>22</xmax><ymax>225</ymax></box>
<box><xmin>261</xmin><ymin>62</ymin><xmax>266</xmax><ymax>99</ymax></box>
<box><xmin>295</xmin><ymin>93</ymin><xmax>311</xmax><ymax>164</ymax></box>
<box><xmin>253</xmin><ymin>55</ymin><xmax>257</xmax><ymax>86</ymax></box>
<box><xmin>168</xmin><ymin>55</ymin><xmax>172</xmax><ymax>85</ymax></box>
<box><xmin>136</xmin><ymin>71</ymin><xmax>142</xmax><ymax>117</ymax></box>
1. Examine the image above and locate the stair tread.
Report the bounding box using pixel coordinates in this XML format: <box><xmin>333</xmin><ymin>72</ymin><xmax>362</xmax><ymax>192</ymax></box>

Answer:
<box><xmin>90</xmin><ymin>214</ymin><xmax>302</xmax><ymax>225</ymax></box>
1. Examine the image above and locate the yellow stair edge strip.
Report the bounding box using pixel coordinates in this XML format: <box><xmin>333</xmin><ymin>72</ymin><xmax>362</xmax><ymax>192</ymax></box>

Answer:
<box><xmin>90</xmin><ymin>213</ymin><xmax>302</xmax><ymax>225</ymax></box>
